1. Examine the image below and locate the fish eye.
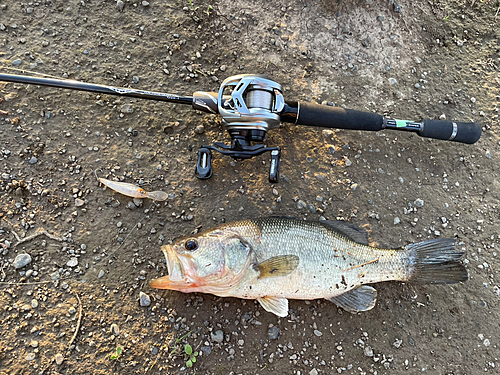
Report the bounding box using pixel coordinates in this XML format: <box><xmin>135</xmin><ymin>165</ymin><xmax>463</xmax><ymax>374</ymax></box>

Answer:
<box><xmin>184</xmin><ymin>239</ymin><xmax>198</xmax><ymax>251</ymax></box>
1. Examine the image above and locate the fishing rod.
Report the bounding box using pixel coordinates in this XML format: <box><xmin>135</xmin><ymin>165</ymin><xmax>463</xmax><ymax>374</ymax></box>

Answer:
<box><xmin>0</xmin><ymin>73</ymin><xmax>482</xmax><ymax>182</ymax></box>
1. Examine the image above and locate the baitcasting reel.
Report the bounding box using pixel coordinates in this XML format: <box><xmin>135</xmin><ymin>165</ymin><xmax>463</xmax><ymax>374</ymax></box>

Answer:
<box><xmin>193</xmin><ymin>75</ymin><xmax>285</xmax><ymax>182</ymax></box>
<box><xmin>0</xmin><ymin>72</ymin><xmax>482</xmax><ymax>184</ymax></box>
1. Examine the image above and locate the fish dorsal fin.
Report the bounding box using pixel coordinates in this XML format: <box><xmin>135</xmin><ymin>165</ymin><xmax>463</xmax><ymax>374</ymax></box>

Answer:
<box><xmin>256</xmin><ymin>255</ymin><xmax>299</xmax><ymax>279</ymax></box>
<box><xmin>257</xmin><ymin>296</ymin><xmax>289</xmax><ymax>317</ymax></box>
<box><xmin>321</xmin><ymin>220</ymin><xmax>369</xmax><ymax>245</ymax></box>
<box><xmin>328</xmin><ymin>286</ymin><xmax>377</xmax><ymax>313</ymax></box>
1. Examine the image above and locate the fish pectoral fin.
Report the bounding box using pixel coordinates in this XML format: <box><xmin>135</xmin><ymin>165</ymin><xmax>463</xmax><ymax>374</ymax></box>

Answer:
<box><xmin>257</xmin><ymin>296</ymin><xmax>289</xmax><ymax>317</ymax></box>
<box><xmin>328</xmin><ymin>286</ymin><xmax>378</xmax><ymax>313</ymax></box>
<box><xmin>256</xmin><ymin>255</ymin><xmax>299</xmax><ymax>279</ymax></box>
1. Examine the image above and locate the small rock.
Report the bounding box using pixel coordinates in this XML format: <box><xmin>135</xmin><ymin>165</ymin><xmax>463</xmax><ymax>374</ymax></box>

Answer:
<box><xmin>126</xmin><ymin>201</ymin><xmax>137</xmax><ymax>209</ymax></box>
<box><xmin>364</xmin><ymin>345</ymin><xmax>374</xmax><ymax>357</ymax></box>
<box><xmin>297</xmin><ymin>200</ymin><xmax>307</xmax><ymax>210</ymax></box>
<box><xmin>75</xmin><ymin>198</ymin><xmax>85</xmax><ymax>207</ymax></box>
<box><xmin>13</xmin><ymin>59</ymin><xmax>22</xmax><ymax>66</ymax></box>
<box><xmin>439</xmin><ymin>114</ymin><xmax>446</xmax><ymax>120</ymax></box>
<box><xmin>313</xmin><ymin>329</ymin><xmax>323</xmax><ymax>337</ymax></box>
<box><xmin>98</xmin><ymin>270</ymin><xmax>105</xmax><ymax>278</ymax></box>
<box><xmin>66</xmin><ymin>258</ymin><xmax>78</xmax><ymax>267</ymax></box>
<box><xmin>50</xmin><ymin>271</ymin><xmax>60</xmax><ymax>280</ymax></box>
<box><xmin>344</xmin><ymin>156</ymin><xmax>352</xmax><ymax>167</ymax></box>
<box><xmin>120</xmin><ymin>104</ymin><xmax>134</xmax><ymax>114</ymax></box>
<box><xmin>219</xmin><ymin>65</ymin><xmax>227</xmax><ymax>72</ymax></box>
<box><xmin>29</xmin><ymin>157</ymin><xmax>37</xmax><ymax>164</ymax></box>
<box><xmin>195</xmin><ymin>125</ymin><xmax>205</xmax><ymax>134</ymax></box>
<box><xmin>26</xmin><ymin>353</ymin><xmax>36</xmax><ymax>361</ymax></box>
<box><xmin>13</xmin><ymin>253</ymin><xmax>32</xmax><ymax>269</ymax></box>
<box><xmin>310</xmin><ymin>369</ymin><xmax>318</xmax><ymax>375</ymax></box>
<box><xmin>200</xmin><ymin>346</ymin><xmax>212</xmax><ymax>356</ymax></box>
<box><xmin>31</xmin><ymin>299</ymin><xmax>39</xmax><ymax>308</ymax></box>
<box><xmin>268</xmin><ymin>326</ymin><xmax>279</xmax><ymax>340</ymax></box>
<box><xmin>393</xmin><ymin>339</ymin><xmax>403</xmax><ymax>348</ymax></box>
<box><xmin>139</xmin><ymin>291</ymin><xmax>151</xmax><ymax>307</ymax></box>
<box><xmin>133</xmin><ymin>198</ymin><xmax>143</xmax><ymax>207</ymax></box>
<box><xmin>55</xmin><ymin>353</ymin><xmax>64</xmax><ymax>365</ymax></box>
<box><xmin>142</xmin><ymin>1</ymin><xmax>150</xmax><ymax>6</ymax></box>
<box><xmin>211</xmin><ymin>330</ymin><xmax>224</xmax><ymax>343</ymax></box>
<box><xmin>394</xmin><ymin>217</ymin><xmax>400</xmax><ymax>225</ymax></box>
<box><xmin>110</xmin><ymin>323</ymin><xmax>120</xmax><ymax>336</ymax></box>
<box><xmin>414</xmin><ymin>198</ymin><xmax>424</xmax><ymax>207</ymax></box>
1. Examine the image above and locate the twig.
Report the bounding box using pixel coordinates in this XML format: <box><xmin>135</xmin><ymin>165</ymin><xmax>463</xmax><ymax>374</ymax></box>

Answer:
<box><xmin>344</xmin><ymin>257</ymin><xmax>380</xmax><ymax>272</ymax></box>
<box><xmin>13</xmin><ymin>228</ymin><xmax>64</xmax><ymax>247</ymax></box>
<box><xmin>40</xmin><ymin>291</ymin><xmax>83</xmax><ymax>374</ymax></box>
<box><xmin>67</xmin><ymin>292</ymin><xmax>83</xmax><ymax>352</ymax></box>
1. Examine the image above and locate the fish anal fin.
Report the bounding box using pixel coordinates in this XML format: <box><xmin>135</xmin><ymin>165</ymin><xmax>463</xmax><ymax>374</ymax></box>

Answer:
<box><xmin>321</xmin><ymin>220</ymin><xmax>369</xmax><ymax>245</ymax></box>
<box><xmin>328</xmin><ymin>286</ymin><xmax>377</xmax><ymax>313</ymax></box>
<box><xmin>256</xmin><ymin>255</ymin><xmax>299</xmax><ymax>279</ymax></box>
<box><xmin>257</xmin><ymin>296</ymin><xmax>289</xmax><ymax>317</ymax></box>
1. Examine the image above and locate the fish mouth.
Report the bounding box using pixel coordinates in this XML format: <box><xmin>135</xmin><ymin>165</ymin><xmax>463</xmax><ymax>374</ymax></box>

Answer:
<box><xmin>149</xmin><ymin>245</ymin><xmax>195</xmax><ymax>291</ymax></box>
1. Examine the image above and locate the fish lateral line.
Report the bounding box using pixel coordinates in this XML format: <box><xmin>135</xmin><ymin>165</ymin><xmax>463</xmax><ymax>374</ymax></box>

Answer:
<box><xmin>344</xmin><ymin>257</ymin><xmax>380</xmax><ymax>272</ymax></box>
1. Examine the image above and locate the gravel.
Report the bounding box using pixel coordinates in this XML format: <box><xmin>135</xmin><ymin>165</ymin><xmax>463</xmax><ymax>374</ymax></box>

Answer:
<box><xmin>211</xmin><ymin>330</ymin><xmax>224</xmax><ymax>343</ymax></box>
<box><xmin>268</xmin><ymin>326</ymin><xmax>279</xmax><ymax>340</ymax></box>
<box><xmin>139</xmin><ymin>291</ymin><xmax>151</xmax><ymax>307</ymax></box>
<box><xmin>13</xmin><ymin>253</ymin><xmax>32</xmax><ymax>269</ymax></box>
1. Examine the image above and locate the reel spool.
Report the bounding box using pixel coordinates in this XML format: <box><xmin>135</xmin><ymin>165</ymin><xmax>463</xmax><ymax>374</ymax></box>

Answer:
<box><xmin>195</xmin><ymin>74</ymin><xmax>284</xmax><ymax>182</ymax></box>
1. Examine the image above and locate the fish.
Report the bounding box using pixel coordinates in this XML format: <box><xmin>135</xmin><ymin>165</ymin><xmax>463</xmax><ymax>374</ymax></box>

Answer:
<box><xmin>95</xmin><ymin>173</ymin><xmax>168</xmax><ymax>201</ymax></box>
<box><xmin>149</xmin><ymin>217</ymin><xmax>467</xmax><ymax>317</ymax></box>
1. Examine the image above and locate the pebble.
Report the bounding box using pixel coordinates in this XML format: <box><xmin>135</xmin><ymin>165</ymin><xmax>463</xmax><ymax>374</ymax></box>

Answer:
<box><xmin>394</xmin><ymin>217</ymin><xmax>400</xmax><ymax>225</ymax></box>
<box><xmin>310</xmin><ymin>369</ymin><xmax>318</xmax><ymax>375</ymax></box>
<box><xmin>13</xmin><ymin>253</ymin><xmax>32</xmax><ymax>269</ymax></box>
<box><xmin>67</xmin><ymin>258</ymin><xmax>78</xmax><ymax>267</ymax></box>
<box><xmin>13</xmin><ymin>59</ymin><xmax>22</xmax><ymax>66</ymax></box>
<box><xmin>414</xmin><ymin>198</ymin><xmax>424</xmax><ymax>207</ymax></box>
<box><xmin>393</xmin><ymin>339</ymin><xmax>403</xmax><ymax>348</ymax></box>
<box><xmin>98</xmin><ymin>270</ymin><xmax>105</xmax><ymax>278</ymax></box>
<box><xmin>344</xmin><ymin>156</ymin><xmax>352</xmax><ymax>167</ymax></box>
<box><xmin>127</xmin><ymin>201</ymin><xmax>137</xmax><ymax>209</ymax></box>
<box><xmin>26</xmin><ymin>353</ymin><xmax>36</xmax><ymax>361</ymax></box>
<box><xmin>120</xmin><ymin>104</ymin><xmax>134</xmax><ymax>114</ymax></box>
<box><xmin>297</xmin><ymin>200</ymin><xmax>307</xmax><ymax>209</ymax></box>
<box><xmin>133</xmin><ymin>198</ymin><xmax>143</xmax><ymax>207</ymax></box>
<box><xmin>142</xmin><ymin>1</ymin><xmax>150</xmax><ymax>6</ymax></box>
<box><xmin>55</xmin><ymin>353</ymin><xmax>64</xmax><ymax>365</ymax></box>
<box><xmin>31</xmin><ymin>299</ymin><xmax>39</xmax><ymax>308</ymax></box>
<box><xmin>75</xmin><ymin>198</ymin><xmax>85</xmax><ymax>207</ymax></box>
<box><xmin>211</xmin><ymin>330</ymin><xmax>224</xmax><ymax>343</ymax></box>
<box><xmin>139</xmin><ymin>291</ymin><xmax>151</xmax><ymax>307</ymax></box>
<box><xmin>268</xmin><ymin>326</ymin><xmax>279</xmax><ymax>340</ymax></box>
<box><xmin>195</xmin><ymin>125</ymin><xmax>205</xmax><ymax>134</ymax></box>
<box><xmin>364</xmin><ymin>346</ymin><xmax>374</xmax><ymax>357</ymax></box>
<box><xmin>110</xmin><ymin>323</ymin><xmax>120</xmax><ymax>336</ymax></box>
<box><xmin>50</xmin><ymin>271</ymin><xmax>60</xmax><ymax>280</ymax></box>
<box><xmin>29</xmin><ymin>157</ymin><xmax>37</xmax><ymax>164</ymax></box>
<box><xmin>313</xmin><ymin>329</ymin><xmax>323</xmax><ymax>337</ymax></box>
<box><xmin>200</xmin><ymin>346</ymin><xmax>212</xmax><ymax>356</ymax></box>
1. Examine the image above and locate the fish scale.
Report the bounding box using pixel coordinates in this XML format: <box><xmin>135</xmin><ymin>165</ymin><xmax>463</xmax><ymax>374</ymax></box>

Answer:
<box><xmin>229</xmin><ymin>218</ymin><xmax>406</xmax><ymax>300</ymax></box>
<box><xmin>150</xmin><ymin>217</ymin><xmax>467</xmax><ymax>317</ymax></box>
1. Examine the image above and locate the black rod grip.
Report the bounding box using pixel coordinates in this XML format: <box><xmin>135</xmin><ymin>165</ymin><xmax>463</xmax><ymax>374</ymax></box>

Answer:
<box><xmin>420</xmin><ymin>119</ymin><xmax>481</xmax><ymax>144</ymax></box>
<box><xmin>296</xmin><ymin>102</ymin><xmax>384</xmax><ymax>131</ymax></box>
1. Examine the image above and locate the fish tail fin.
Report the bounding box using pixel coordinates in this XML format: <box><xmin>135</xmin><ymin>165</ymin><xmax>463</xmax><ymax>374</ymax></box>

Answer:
<box><xmin>407</xmin><ymin>238</ymin><xmax>468</xmax><ymax>284</ymax></box>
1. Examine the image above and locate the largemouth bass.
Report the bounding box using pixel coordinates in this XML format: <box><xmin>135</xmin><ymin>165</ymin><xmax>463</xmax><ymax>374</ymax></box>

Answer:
<box><xmin>150</xmin><ymin>217</ymin><xmax>467</xmax><ymax>317</ymax></box>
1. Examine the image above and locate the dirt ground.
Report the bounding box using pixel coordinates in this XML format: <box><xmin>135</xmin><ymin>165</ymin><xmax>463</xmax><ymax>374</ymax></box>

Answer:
<box><xmin>1</xmin><ymin>0</ymin><xmax>499</xmax><ymax>374</ymax></box>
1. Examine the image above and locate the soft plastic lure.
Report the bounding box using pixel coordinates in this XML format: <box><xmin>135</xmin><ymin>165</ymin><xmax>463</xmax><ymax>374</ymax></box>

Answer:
<box><xmin>95</xmin><ymin>172</ymin><xmax>168</xmax><ymax>201</ymax></box>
